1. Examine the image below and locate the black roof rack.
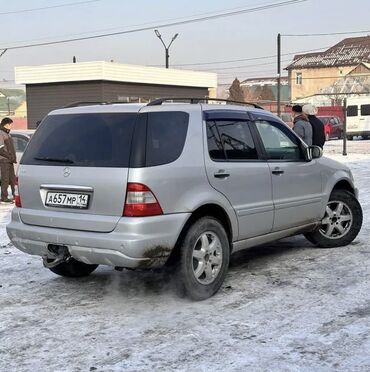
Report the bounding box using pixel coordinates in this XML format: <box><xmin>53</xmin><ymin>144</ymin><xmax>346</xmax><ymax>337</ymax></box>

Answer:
<box><xmin>146</xmin><ymin>97</ymin><xmax>264</xmax><ymax>109</ymax></box>
<box><xmin>63</xmin><ymin>101</ymin><xmax>113</xmax><ymax>108</ymax></box>
<box><xmin>63</xmin><ymin>101</ymin><xmax>136</xmax><ymax>108</ymax></box>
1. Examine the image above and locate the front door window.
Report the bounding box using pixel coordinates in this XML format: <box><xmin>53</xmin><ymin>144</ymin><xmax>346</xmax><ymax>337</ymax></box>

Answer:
<box><xmin>255</xmin><ymin>120</ymin><xmax>304</xmax><ymax>161</ymax></box>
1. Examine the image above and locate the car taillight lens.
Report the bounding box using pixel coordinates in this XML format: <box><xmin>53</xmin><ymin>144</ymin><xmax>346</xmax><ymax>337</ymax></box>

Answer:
<box><xmin>15</xmin><ymin>176</ymin><xmax>21</xmax><ymax>207</ymax></box>
<box><xmin>123</xmin><ymin>183</ymin><xmax>163</xmax><ymax>217</ymax></box>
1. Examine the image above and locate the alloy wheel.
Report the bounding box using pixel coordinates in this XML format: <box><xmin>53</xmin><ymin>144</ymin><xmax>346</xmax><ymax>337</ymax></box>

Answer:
<box><xmin>319</xmin><ymin>201</ymin><xmax>353</xmax><ymax>239</ymax></box>
<box><xmin>192</xmin><ymin>231</ymin><xmax>223</xmax><ymax>285</ymax></box>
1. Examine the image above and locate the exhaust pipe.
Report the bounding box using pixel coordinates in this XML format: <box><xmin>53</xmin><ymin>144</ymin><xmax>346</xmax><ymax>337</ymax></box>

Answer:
<box><xmin>43</xmin><ymin>245</ymin><xmax>71</xmax><ymax>268</ymax></box>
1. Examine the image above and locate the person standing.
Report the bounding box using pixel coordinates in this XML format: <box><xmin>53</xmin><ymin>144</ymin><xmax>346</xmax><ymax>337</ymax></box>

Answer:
<box><xmin>0</xmin><ymin>118</ymin><xmax>16</xmax><ymax>203</ymax></box>
<box><xmin>291</xmin><ymin>105</ymin><xmax>313</xmax><ymax>146</ymax></box>
<box><xmin>303</xmin><ymin>104</ymin><xmax>325</xmax><ymax>149</ymax></box>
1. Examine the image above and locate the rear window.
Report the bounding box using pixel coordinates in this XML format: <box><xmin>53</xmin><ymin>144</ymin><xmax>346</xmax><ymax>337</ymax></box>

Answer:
<box><xmin>318</xmin><ymin>116</ymin><xmax>330</xmax><ymax>123</ymax></box>
<box><xmin>21</xmin><ymin>113</ymin><xmax>136</xmax><ymax>167</ymax></box>
<box><xmin>11</xmin><ymin>135</ymin><xmax>29</xmax><ymax>152</ymax></box>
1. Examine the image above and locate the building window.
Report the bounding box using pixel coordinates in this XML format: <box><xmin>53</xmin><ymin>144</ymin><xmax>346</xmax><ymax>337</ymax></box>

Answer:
<box><xmin>296</xmin><ymin>72</ymin><xmax>302</xmax><ymax>85</ymax></box>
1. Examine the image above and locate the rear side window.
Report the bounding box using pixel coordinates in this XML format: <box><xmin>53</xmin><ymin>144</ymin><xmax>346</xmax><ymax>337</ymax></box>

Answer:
<box><xmin>347</xmin><ymin>106</ymin><xmax>358</xmax><ymax>117</ymax></box>
<box><xmin>360</xmin><ymin>104</ymin><xmax>370</xmax><ymax>116</ymax></box>
<box><xmin>145</xmin><ymin>112</ymin><xmax>189</xmax><ymax>167</ymax></box>
<box><xmin>21</xmin><ymin>113</ymin><xmax>136</xmax><ymax>167</ymax></box>
<box><xmin>206</xmin><ymin>120</ymin><xmax>258</xmax><ymax>161</ymax></box>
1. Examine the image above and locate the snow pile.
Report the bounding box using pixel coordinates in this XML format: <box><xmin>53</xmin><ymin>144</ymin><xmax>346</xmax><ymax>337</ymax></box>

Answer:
<box><xmin>1</xmin><ymin>141</ymin><xmax>370</xmax><ymax>371</ymax></box>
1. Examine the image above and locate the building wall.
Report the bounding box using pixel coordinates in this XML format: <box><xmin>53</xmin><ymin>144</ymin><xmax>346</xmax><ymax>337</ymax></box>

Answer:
<box><xmin>101</xmin><ymin>81</ymin><xmax>209</xmax><ymax>102</ymax></box>
<box><xmin>289</xmin><ymin>66</ymin><xmax>354</xmax><ymax>101</ymax></box>
<box><xmin>16</xmin><ymin>61</ymin><xmax>217</xmax><ymax>89</ymax></box>
<box><xmin>26</xmin><ymin>81</ymin><xmax>209</xmax><ymax>129</ymax></box>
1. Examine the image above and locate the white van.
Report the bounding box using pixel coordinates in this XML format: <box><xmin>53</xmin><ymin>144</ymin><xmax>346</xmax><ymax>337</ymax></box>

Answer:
<box><xmin>346</xmin><ymin>97</ymin><xmax>370</xmax><ymax>140</ymax></box>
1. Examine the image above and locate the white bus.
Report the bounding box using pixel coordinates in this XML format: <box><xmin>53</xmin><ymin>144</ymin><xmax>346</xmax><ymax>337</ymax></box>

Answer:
<box><xmin>346</xmin><ymin>97</ymin><xmax>370</xmax><ymax>140</ymax></box>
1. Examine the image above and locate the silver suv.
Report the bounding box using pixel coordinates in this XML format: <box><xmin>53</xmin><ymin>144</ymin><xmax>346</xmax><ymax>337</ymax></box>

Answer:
<box><xmin>7</xmin><ymin>99</ymin><xmax>363</xmax><ymax>300</ymax></box>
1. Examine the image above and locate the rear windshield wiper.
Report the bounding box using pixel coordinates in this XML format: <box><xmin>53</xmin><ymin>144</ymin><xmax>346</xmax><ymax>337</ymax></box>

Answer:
<box><xmin>34</xmin><ymin>156</ymin><xmax>74</xmax><ymax>164</ymax></box>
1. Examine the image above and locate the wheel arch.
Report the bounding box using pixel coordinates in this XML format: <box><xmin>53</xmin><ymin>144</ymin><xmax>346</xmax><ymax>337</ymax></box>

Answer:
<box><xmin>321</xmin><ymin>174</ymin><xmax>357</xmax><ymax>219</ymax></box>
<box><xmin>332</xmin><ymin>179</ymin><xmax>355</xmax><ymax>196</ymax></box>
<box><xmin>166</xmin><ymin>203</ymin><xmax>234</xmax><ymax>266</ymax></box>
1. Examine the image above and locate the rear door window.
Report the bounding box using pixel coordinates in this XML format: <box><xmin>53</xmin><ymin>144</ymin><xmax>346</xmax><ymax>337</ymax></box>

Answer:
<box><xmin>145</xmin><ymin>112</ymin><xmax>189</xmax><ymax>167</ymax></box>
<box><xmin>21</xmin><ymin>113</ymin><xmax>136</xmax><ymax>167</ymax></box>
<box><xmin>206</xmin><ymin>120</ymin><xmax>258</xmax><ymax>161</ymax></box>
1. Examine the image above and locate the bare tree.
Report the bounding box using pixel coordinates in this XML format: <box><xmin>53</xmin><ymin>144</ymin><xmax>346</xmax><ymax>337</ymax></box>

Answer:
<box><xmin>228</xmin><ymin>78</ymin><xmax>245</xmax><ymax>102</ymax></box>
<box><xmin>259</xmin><ymin>85</ymin><xmax>275</xmax><ymax>102</ymax></box>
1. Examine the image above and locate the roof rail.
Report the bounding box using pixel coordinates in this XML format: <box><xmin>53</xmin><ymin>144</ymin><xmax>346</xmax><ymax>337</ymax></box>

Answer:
<box><xmin>63</xmin><ymin>101</ymin><xmax>138</xmax><ymax>108</ymax></box>
<box><xmin>63</xmin><ymin>101</ymin><xmax>110</xmax><ymax>108</ymax></box>
<box><xmin>146</xmin><ymin>97</ymin><xmax>264</xmax><ymax>109</ymax></box>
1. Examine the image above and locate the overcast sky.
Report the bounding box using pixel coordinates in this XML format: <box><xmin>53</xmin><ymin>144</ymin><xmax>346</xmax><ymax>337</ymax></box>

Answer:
<box><xmin>0</xmin><ymin>0</ymin><xmax>369</xmax><ymax>86</ymax></box>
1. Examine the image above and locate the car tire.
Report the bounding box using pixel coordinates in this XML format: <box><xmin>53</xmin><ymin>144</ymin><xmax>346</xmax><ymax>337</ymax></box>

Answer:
<box><xmin>48</xmin><ymin>258</ymin><xmax>99</xmax><ymax>278</ymax></box>
<box><xmin>304</xmin><ymin>190</ymin><xmax>362</xmax><ymax>248</ymax></box>
<box><xmin>176</xmin><ymin>217</ymin><xmax>230</xmax><ymax>300</ymax></box>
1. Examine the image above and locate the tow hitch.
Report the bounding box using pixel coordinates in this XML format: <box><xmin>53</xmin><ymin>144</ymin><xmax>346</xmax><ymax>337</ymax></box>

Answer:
<box><xmin>42</xmin><ymin>244</ymin><xmax>71</xmax><ymax>268</ymax></box>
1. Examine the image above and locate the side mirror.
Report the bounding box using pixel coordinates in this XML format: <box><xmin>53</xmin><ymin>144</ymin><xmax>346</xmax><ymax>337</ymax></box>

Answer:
<box><xmin>307</xmin><ymin>145</ymin><xmax>323</xmax><ymax>160</ymax></box>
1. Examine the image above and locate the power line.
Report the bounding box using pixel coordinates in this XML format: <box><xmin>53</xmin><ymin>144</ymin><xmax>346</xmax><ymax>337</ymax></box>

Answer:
<box><xmin>218</xmin><ymin>69</ymin><xmax>278</xmax><ymax>76</ymax></box>
<box><xmin>0</xmin><ymin>0</ymin><xmax>307</xmax><ymax>50</ymax></box>
<box><xmin>158</xmin><ymin>34</ymin><xmax>370</xmax><ymax>68</ymax></box>
<box><xmin>218</xmin><ymin>71</ymin><xmax>370</xmax><ymax>83</ymax></box>
<box><xmin>282</xmin><ymin>30</ymin><xmax>370</xmax><ymax>37</ymax></box>
<box><xmin>0</xmin><ymin>0</ymin><xmax>289</xmax><ymax>44</ymax></box>
<box><xmin>154</xmin><ymin>46</ymin><xmax>329</xmax><ymax>67</ymax></box>
<box><xmin>220</xmin><ymin>73</ymin><xmax>370</xmax><ymax>81</ymax></box>
<box><xmin>0</xmin><ymin>0</ymin><xmax>102</xmax><ymax>15</ymax></box>
<box><xmin>194</xmin><ymin>58</ymin><xmax>293</xmax><ymax>72</ymax></box>
<box><xmin>165</xmin><ymin>38</ymin><xmax>370</xmax><ymax>70</ymax></box>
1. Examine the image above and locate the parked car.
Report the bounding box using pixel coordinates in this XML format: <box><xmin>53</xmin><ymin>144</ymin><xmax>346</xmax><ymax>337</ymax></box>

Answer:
<box><xmin>11</xmin><ymin>130</ymin><xmax>35</xmax><ymax>174</ymax></box>
<box><xmin>346</xmin><ymin>97</ymin><xmax>370</xmax><ymax>140</ymax></box>
<box><xmin>317</xmin><ymin>116</ymin><xmax>343</xmax><ymax>141</ymax></box>
<box><xmin>0</xmin><ymin>130</ymin><xmax>34</xmax><ymax>183</ymax></box>
<box><xmin>7</xmin><ymin>99</ymin><xmax>363</xmax><ymax>300</ymax></box>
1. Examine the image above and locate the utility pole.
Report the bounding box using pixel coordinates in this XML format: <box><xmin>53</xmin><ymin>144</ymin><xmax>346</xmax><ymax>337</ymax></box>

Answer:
<box><xmin>277</xmin><ymin>33</ymin><xmax>281</xmax><ymax>117</ymax></box>
<box><xmin>154</xmin><ymin>30</ymin><xmax>179</xmax><ymax>68</ymax></box>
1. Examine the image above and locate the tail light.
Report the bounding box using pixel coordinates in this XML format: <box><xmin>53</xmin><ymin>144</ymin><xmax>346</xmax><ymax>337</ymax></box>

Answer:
<box><xmin>123</xmin><ymin>183</ymin><xmax>163</xmax><ymax>217</ymax></box>
<box><xmin>15</xmin><ymin>176</ymin><xmax>21</xmax><ymax>208</ymax></box>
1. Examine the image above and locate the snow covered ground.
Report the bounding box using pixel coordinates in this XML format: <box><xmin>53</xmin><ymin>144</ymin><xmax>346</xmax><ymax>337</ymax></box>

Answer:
<box><xmin>1</xmin><ymin>140</ymin><xmax>370</xmax><ymax>372</ymax></box>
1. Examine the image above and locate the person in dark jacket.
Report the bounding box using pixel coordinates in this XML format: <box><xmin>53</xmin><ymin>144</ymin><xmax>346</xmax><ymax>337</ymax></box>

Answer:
<box><xmin>0</xmin><ymin>117</ymin><xmax>16</xmax><ymax>203</ymax></box>
<box><xmin>303</xmin><ymin>104</ymin><xmax>325</xmax><ymax>149</ymax></box>
<box><xmin>291</xmin><ymin>105</ymin><xmax>312</xmax><ymax>145</ymax></box>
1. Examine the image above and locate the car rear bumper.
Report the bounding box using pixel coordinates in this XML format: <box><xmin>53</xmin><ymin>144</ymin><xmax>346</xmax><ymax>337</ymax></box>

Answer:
<box><xmin>7</xmin><ymin>208</ymin><xmax>190</xmax><ymax>269</ymax></box>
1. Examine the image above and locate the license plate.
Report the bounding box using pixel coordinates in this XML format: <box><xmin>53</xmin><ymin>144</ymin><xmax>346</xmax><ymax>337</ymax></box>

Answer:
<box><xmin>46</xmin><ymin>192</ymin><xmax>89</xmax><ymax>209</ymax></box>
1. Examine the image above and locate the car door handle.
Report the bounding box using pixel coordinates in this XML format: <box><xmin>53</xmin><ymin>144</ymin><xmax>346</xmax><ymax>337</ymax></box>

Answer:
<box><xmin>272</xmin><ymin>168</ymin><xmax>284</xmax><ymax>175</ymax></box>
<box><xmin>214</xmin><ymin>170</ymin><xmax>230</xmax><ymax>179</ymax></box>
